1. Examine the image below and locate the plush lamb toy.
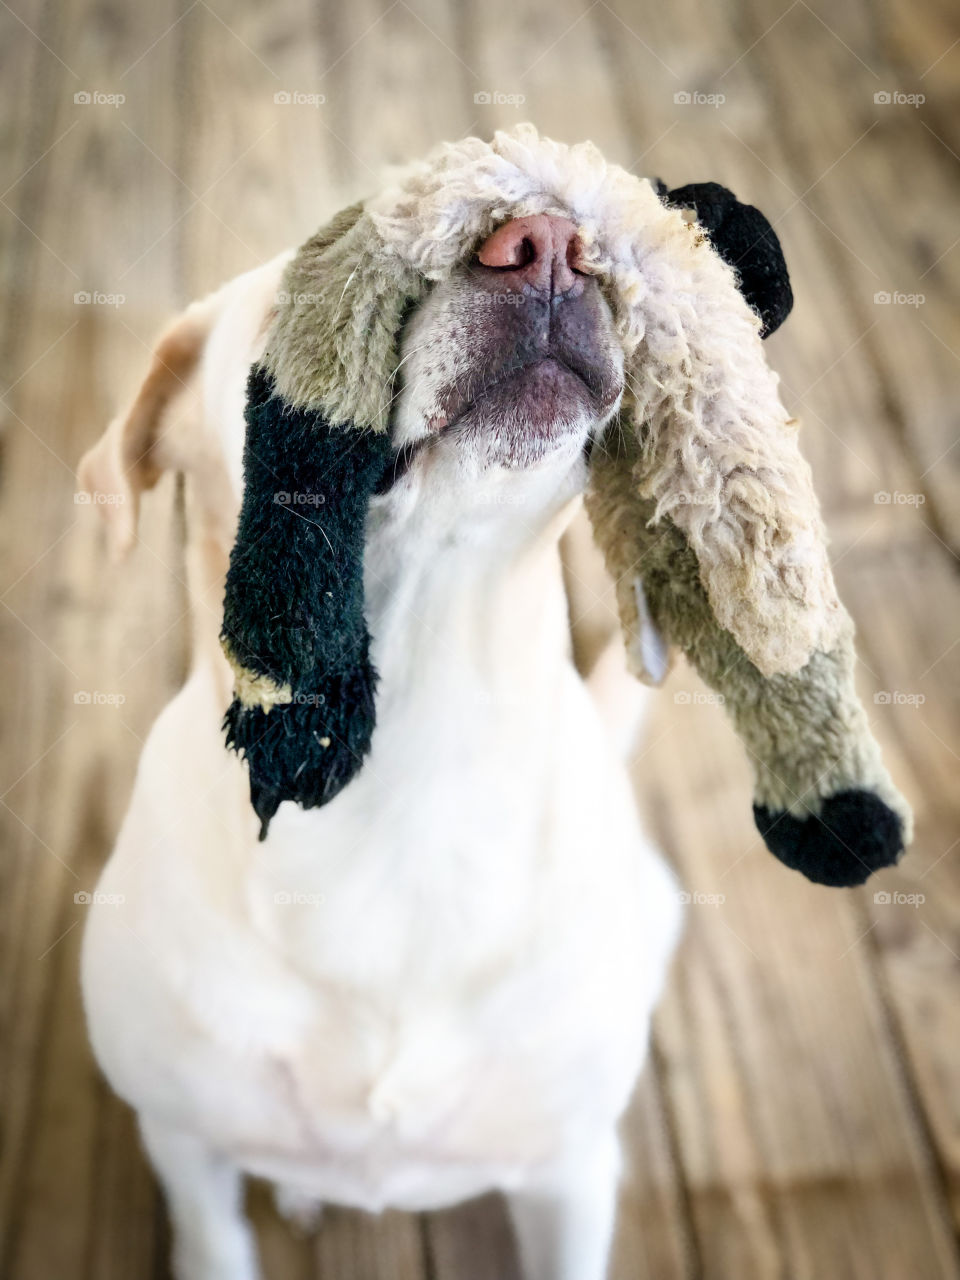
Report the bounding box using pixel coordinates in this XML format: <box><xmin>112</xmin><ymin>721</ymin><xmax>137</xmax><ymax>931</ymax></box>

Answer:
<box><xmin>221</xmin><ymin>125</ymin><xmax>911</xmax><ymax>887</ymax></box>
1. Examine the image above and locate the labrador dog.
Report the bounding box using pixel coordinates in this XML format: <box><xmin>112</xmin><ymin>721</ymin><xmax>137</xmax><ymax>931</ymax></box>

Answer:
<box><xmin>79</xmin><ymin>189</ymin><xmax>683</xmax><ymax>1279</ymax></box>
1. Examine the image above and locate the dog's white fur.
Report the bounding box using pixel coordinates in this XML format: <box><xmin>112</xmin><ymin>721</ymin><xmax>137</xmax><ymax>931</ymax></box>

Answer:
<box><xmin>80</xmin><ymin>251</ymin><xmax>682</xmax><ymax>1280</ymax></box>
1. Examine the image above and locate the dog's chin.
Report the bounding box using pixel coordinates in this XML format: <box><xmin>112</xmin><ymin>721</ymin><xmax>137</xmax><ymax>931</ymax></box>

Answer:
<box><xmin>451</xmin><ymin>358</ymin><xmax>601</xmax><ymax>469</ymax></box>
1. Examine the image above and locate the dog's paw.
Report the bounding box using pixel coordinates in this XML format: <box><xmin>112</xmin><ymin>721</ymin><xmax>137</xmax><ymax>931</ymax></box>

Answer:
<box><xmin>273</xmin><ymin>1184</ymin><xmax>324</xmax><ymax>1235</ymax></box>
<box><xmin>753</xmin><ymin>789</ymin><xmax>905</xmax><ymax>887</ymax></box>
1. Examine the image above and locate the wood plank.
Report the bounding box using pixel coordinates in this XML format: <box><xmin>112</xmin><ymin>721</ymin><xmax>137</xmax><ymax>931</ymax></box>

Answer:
<box><xmin>723</xmin><ymin>3</ymin><xmax>960</xmax><ymax>1245</ymax></box>
<box><xmin>462</xmin><ymin>0</ymin><xmax>629</xmax><ymax>153</ymax></box>
<box><xmin>313</xmin><ymin>1207</ymin><xmax>426</xmax><ymax>1279</ymax></box>
<box><xmin>882</xmin><ymin>0</ymin><xmax>960</xmax><ymax>155</ymax></box>
<box><xmin>0</xmin><ymin>0</ymin><xmax>63</xmax><ymax>343</ymax></box>
<box><xmin>247</xmin><ymin>1181</ymin><xmax>315</xmax><ymax>1280</ymax></box>
<box><xmin>323</xmin><ymin>0</ymin><xmax>470</xmax><ymax>171</ymax></box>
<box><xmin>609</xmin><ymin>1064</ymin><xmax>698</xmax><ymax>1280</ymax></box>
<box><xmin>86</xmin><ymin>1087</ymin><xmax>164</xmax><ymax>1280</ymax></box>
<box><xmin>176</xmin><ymin>0</ymin><xmax>340</xmax><ymax>291</ymax></box>
<box><xmin>843</xmin><ymin>549</ymin><xmax>960</xmax><ymax>1227</ymax></box>
<box><xmin>734</xmin><ymin>0</ymin><xmax>960</xmax><ymax>546</ymax></box>
<box><xmin>640</xmin><ymin>620</ymin><xmax>959</xmax><ymax>1278</ymax></box>
<box><xmin>425</xmin><ymin>1194</ymin><xmax>521</xmax><ymax>1280</ymax></box>
<box><xmin>0</xmin><ymin>0</ymin><xmax>188</xmax><ymax>1273</ymax></box>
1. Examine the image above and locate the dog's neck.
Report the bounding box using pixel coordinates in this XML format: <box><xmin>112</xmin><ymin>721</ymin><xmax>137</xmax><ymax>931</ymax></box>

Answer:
<box><xmin>244</xmin><ymin>447</ymin><xmax>590</xmax><ymax>990</ymax></box>
<box><xmin>364</xmin><ymin>443</ymin><xmax>586</xmax><ymax>696</ymax></box>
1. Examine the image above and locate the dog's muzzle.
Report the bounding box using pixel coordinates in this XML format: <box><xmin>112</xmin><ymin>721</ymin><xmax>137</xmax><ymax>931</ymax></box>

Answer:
<box><xmin>426</xmin><ymin>214</ymin><xmax>624</xmax><ymax>455</ymax></box>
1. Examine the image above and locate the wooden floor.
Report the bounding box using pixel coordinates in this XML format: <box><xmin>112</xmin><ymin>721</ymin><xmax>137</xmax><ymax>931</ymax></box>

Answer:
<box><xmin>1</xmin><ymin>0</ymin><xmax>959</xmax><ymax>1275</ymax></box>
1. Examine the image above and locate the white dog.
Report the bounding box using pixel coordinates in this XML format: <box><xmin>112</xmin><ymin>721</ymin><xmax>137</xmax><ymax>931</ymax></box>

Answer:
<box><xmin>80</xmin><ymin>199</ymin><xmax>683</xmax><ymax>1280</ymax></box>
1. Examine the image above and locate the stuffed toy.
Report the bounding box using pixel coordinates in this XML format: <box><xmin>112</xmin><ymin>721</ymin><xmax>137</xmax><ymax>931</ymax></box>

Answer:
<box><xmin>221</xmin><ymin>125</ymin><xmax>911</xmax><ymax>887</ymax></box>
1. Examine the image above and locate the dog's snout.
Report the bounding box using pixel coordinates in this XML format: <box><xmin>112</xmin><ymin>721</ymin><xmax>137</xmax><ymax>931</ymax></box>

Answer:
<box><xmin>477</xmin><ymin>215</ymin><xmax>584</xmax><ymax>296</ymax></box>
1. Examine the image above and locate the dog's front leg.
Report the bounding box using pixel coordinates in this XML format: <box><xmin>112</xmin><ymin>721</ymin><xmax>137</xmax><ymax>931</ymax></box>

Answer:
<box><xmin>506</xmin><ymin>1131</ymin><xmax>621</xmax><ymax>1280</ymax></box>
<box><xmin>139</xmin><ymin>1117</ymin><xmax>260</xmax><ymax>1280</ymax></box>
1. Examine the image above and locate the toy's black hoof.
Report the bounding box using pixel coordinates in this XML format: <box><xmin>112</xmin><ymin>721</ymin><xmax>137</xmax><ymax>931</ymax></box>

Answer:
<box><xmin>753</xmin><ymin>789</ymin><xmax>905</xmax><ymax>887</ymax></box>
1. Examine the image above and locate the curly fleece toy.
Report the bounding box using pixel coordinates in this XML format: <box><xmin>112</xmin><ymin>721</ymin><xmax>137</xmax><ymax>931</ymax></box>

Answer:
<box><xmin>221</xmin><ymin>125</ymin><xmax>910</xmax><ymax>886</ymax></box>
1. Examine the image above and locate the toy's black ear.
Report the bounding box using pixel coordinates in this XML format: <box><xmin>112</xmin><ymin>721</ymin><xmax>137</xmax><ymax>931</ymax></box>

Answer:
<box><xmin>659</xmin><ymin>181</ymin><xmax>793</xmax><ymax>337</ymax></box>
<box><xmin>220</xmin><ymin>366</ymin><xmax>393</xmax><ymax>839</ymax></box>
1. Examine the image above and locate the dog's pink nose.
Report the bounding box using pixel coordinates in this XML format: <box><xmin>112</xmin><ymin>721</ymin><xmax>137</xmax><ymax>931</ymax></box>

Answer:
<box><xmin>477</xmin><ymin>214</ymin><xmax>584</xmax><ymax>295</ymax></box>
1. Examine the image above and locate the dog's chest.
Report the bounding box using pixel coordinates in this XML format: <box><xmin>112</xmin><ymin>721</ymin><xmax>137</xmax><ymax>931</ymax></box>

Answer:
<box><xmin>227</xmin><ymin>676</ymin><xmax>650</xmax><ymax>1204</ymax></box>
<box><xmin>240</xmin><ymin>961</ymin><xmax>605</xmax><ymax>1210</ymax></box>
<box><xmin>224</xmin><ymin>868</ymin><xmax>649</xmax><ymax>1216</ymax></box>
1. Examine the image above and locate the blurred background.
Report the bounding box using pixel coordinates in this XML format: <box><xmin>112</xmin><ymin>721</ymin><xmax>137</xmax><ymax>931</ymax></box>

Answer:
<box><xmin>1</xmin><ymin>0</ymin><xmax>958</xmax><ymax>1276</ymax></box>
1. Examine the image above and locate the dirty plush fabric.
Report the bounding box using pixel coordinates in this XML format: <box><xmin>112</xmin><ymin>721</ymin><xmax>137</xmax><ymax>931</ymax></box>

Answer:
<box><xmin>586</xmin><ymin>429</ymin><xmax>912</xmax><ymax>887</ymax></box>
<box><xmin>221</xmin><ymin>365</ymin><xmax>393</xmax><ymax>836</ymax></box>
<box><xmin>221</xmin><ymin>123</ymin><xmax>910</xmax><ymax>884</ymax></box>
